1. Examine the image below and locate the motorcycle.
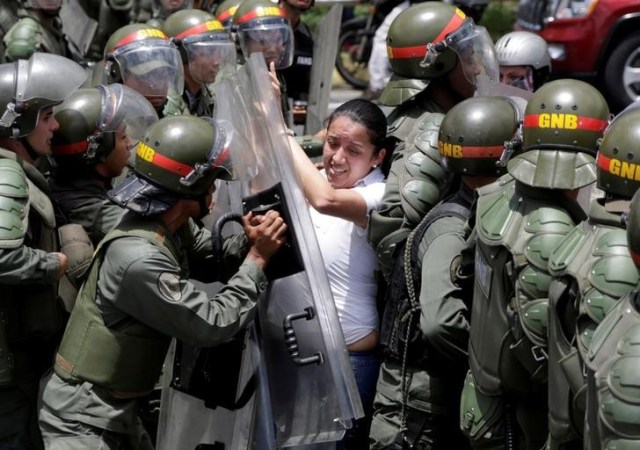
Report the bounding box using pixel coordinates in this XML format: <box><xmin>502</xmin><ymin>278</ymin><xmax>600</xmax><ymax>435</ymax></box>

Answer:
<box><xmin>334</xmin><ymin>0</ymin><xmax>399</xmax><ymax>89</ymax></box>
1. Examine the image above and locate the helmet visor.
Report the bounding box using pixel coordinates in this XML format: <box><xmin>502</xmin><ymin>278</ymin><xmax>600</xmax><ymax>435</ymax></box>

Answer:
<box><xmin>115</xmin><ymin>40</ymin><xmax>184</xmax><ymax>100</ymax></box>
<box><xmin>423</xmin><ymin>18</ymin><xmax>499</xmax><ymax>86</ymax></box>
<box><xmin>97</xmin><ymin>84</ymin><xmax>159</xmax><ymax>144</ymax></box>
<box><xmin>447</xmin><ymin>20</ymin><xmax>499</xmax><ymax>85</ymax></box>
<box><xmin>237</xmin><ymin>20</ymin><xmax>294</xmax><ymax>69</ymax></box>
<box><xmin>183</xmin><ymin>35</ymin><xmax>237</xmax><ymax>85</ymax></box>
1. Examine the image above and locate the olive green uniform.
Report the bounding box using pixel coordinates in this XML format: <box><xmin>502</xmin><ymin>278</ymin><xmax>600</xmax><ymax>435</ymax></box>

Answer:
<box><xmin>50</xmin><ymin>176</ymin><xmax>125</xmax><ymax>247</ymax></box>
<box><xmin>0</xmin><ymin>150</ymin><xmax>64</xmax><ymax>450</ymax></box>
<box><xmin>2</xmin><ymin>8</ymin><xmax>68</xmax><ymax>62</ymax></box>
<box><xmin>38</xmin><ymin>212</ymin><xmax>267</xmax><ymax>448</ymax></box>
<box><xmin>371</xmin><ymin>185</ymin><xmax>474</xmax><ymax>449</ymax></box>
<box><xmin>547</xmin><ymin>199</ymin><xmax>638</xmax><ymax>449</ymax></box>
<box><xmin>583</xmin><ymin>289</ymin><xmax>640</xmax><ymax>449</ymax></box>
<box><xmin>460</xmin><ymin>178</ymin><xmax>586</xmax><ymax>449</ymax></box>
<box><xmin>163</xmin><ymin>84</ymin><xmax>215</xmax><ymax>117</ymax></box>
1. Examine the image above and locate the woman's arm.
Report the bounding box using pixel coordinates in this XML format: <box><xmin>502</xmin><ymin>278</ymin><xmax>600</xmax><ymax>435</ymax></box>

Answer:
<box><xmin>287</xmin><ymin>135</ymin><xmax>370</xmax><ymax>228</ymax></box>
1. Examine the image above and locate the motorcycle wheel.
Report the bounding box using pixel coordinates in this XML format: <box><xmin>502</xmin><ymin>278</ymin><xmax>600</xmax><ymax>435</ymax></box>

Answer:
<box><xmin>335</xmin><ymin>22</ymin><xmax>373</xmax><ymax>89</ymax></box>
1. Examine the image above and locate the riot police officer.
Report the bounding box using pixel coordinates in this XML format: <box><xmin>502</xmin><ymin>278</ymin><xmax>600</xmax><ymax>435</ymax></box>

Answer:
<box><xmin>373</xmin><ymin>95</ymin><xmax>522</xmax><ymax>449</ymax></box>
<box><xmin>0</xmin><ymin>52</ymin><xmax>86</xmax><ymax>450</ymax></box>
<box><xmin>583</xmin><ymin>186</ymin><xmax>640</xmax><ymax>450</ymax></box>
<box><xmin>460</xmin><ymin>79</ymin><xmax>610</xmax><ymax>449</ymax></box>
<box><xmin>2</xmin><ymin>0</ymin><xmax>69</xmax><ymax>62</ymax></box>
<box><xmin>546</xmin><ymin>106</ymin><xmax>640</xmax><ymax>450</ymax></box>
<box><xmin>278</xmin><ymin>0</ymin><xmax>314</xmax><ymax>116</ymax></box>
<box><xmin>163</xmin><ymin>9</ymin><xmax>236</xmax><ymax>116</ymax></box>
<box><xmin>102</xmin><ymin>23</ymin><xmax>185</xmax><ymax>116</ymax></box>
<box><xmin>38</xmin><ymin>115</ymin><xmax>288</xmax><ymax>448</ymax></box>
<box><xmin>368</xmin><ymin>1</ymin><xmax>499</xmax><ymax>278</ymax></box>
<box><xmin>49</xmin><ymin>84</ymin><xmax>158</xmax><ymax>246</ymax></box>
<box><xmin>495</xmin><ymin>31</ymin><xmax>551</xmax><ymax>92</ymax></box>
<box><xmin>232</xmin><ymin>0</ymin><xmax>294</xmax><ymax>124</ymax></box>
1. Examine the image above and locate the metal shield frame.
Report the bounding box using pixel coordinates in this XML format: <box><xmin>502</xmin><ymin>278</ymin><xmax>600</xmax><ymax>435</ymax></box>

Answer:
<box><xmin>305</xmin><ymin>4</ymin><xmax>343</xmax><ymax>135</ymax></box>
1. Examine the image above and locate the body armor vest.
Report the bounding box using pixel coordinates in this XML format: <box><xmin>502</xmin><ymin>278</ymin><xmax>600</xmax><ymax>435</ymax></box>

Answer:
<box><xmin>469</xmin><ymin>178</ymin><xmax>582</xmax><ymax>396</ymax></box>
<box><xmin>0</xmin><ymin>151</ymin><xmax>62</xmax><ymax>385</ymax></box>
<box><xmin>547</xmin><ymin>211</ymin><xmax>639</xmax><ymax>444</ymax></box>
<box><xmin>380</xmin><ymin>191</ymin><xmax>472</xmax><ymax>370</ymax></box>
<box><xmin>584</xmin><ymin>291</ymin><xmax>640</xmax><ymax>450</ymax></box>
<box><xmin>54</xmin><ymin>219</ymin><xmax>185</xmax><ymax>395</ymax></box>
<box><xmin>372</xmin><ymin>110</ymin><xmax>449</xmax><ymax>279</ymax></box>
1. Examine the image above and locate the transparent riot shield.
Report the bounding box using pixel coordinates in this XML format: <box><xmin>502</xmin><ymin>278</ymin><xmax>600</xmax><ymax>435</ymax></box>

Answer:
<box><xmin>156</xmin><ymin>54</ymin><xmax>363</xmax><ymax>449</ymax></box>
<box><xmin>305</xmin><ymin>5</ymin><xmax>342</xmax><ymax>135</ymax></box>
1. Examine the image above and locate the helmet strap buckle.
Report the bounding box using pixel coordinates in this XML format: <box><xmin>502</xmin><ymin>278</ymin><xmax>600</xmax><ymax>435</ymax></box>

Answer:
<box><xmin>496</xmin><ymin>139</ymin><xmax>520</xmax><ymax>167</ymax></box>
<box><xmin>85</xmin><ymin>134</ymin><xmax>103</xmax><ymax>160</ymax></box>
<box><xmin>180</xmin><ymin>162</ymin><xmax>209</xmax><ymax>187</ymax></box>
<box><xmin>420</xmin><ymin>42</ymin><xmax>445</xmax><ymax>68</ymax></box>
<box><xmin>0</xmin><ymin>102</ymin><xmax>21</xmax><ymax>128</ymax></box>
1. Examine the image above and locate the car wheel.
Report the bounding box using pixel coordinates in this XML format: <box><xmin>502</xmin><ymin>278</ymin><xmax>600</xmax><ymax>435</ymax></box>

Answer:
<box><xmin>604</xmin><ymin>32</ymin><xmax>640</xmax><ymax>111</ymax></box>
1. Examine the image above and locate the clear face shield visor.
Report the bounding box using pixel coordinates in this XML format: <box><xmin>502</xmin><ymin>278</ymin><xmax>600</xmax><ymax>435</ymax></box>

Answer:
<box><xmin>237</xmin><ymin>19</ymin><xmax>294</xmax><ymax>69</ymax></box>
<box><xmin>421</xmin><ymin>18</ymin><xmax>499</xmax><ymax>87</ymax></box>
<box><xmin>115</xmin><ymin>40</ymin><xmax>185</xmax><ymax>100</ymax></box>
<box><xmin>179</xmin><ymin>119</ymin><xmax>236</xmax><ymax>188</ymax></box>
<box><xmin>183</xmin><ymin>34</ymin><xmax>237</xmax><ymax>85</ymax></box>
<box><xmin>96</xmin><ymin>84</ymin><xmax>159</xmax><ymax>151</ymax></box>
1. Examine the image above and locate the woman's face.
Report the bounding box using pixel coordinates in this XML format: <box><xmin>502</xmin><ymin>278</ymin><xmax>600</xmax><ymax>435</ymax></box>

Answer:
<box><xmin>322</xmin><ymin>116</ymin><xmax>384</xmax><ymax>189</ymax></box>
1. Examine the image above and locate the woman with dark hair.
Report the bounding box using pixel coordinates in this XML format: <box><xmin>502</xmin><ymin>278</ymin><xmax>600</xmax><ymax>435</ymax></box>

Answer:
<box><xmin>288</xmin><ymin>98</ymin><xmax>388</xmax><ymax>449</ymax></box>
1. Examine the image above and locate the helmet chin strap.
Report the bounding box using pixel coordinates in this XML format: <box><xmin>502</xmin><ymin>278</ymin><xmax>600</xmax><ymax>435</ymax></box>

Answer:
<box><xmin>20</xmin><ymin>136</ymin><xmax>40</xmax><ymax>162</ymax></box>
<box><xmin>196</xmin><ymin>194</ymin><xmax>211</xmax><ymax>221</ymax></box>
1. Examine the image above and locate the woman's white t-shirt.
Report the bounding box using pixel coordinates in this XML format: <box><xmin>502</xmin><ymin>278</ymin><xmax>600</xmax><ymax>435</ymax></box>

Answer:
<box><xmin>309</xmin><ymin>168</ymin><xmax>386</xmax><ymax>345</ymax></box>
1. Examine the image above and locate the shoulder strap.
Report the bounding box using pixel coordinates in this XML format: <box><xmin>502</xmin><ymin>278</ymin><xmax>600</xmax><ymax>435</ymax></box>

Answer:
<box><xmin>404</xmin><ymin>198</ymin><xmax>473</xmax><ymax>310</ymax></box>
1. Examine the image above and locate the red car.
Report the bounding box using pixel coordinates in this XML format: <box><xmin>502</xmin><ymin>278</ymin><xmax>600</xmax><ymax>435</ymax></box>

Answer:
<box><xmin>516</xmin><ymin>0</ymin><xmax>640</xmax><ymax>111</ymax></box>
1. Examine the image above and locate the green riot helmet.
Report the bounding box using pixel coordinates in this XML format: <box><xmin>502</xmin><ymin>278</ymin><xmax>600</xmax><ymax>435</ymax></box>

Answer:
<box><xmin>104</xmin><ymin>24</ymin><xmax>184</xmax><ymax>107</ymax></box>
<box><xmin>438</xmin><ymin>95</ymin><xmax>522</xmax><ymax>177</ymax></box>
<box><xmin>233</xmin><ymin>0</ymin><xmax>294</xmax><ymax>69</ymax></box>
<box><xmin>110</xmin><ymin>116</ymin><xmax>235</xmax><ymax>215</ymax></box>
<box><xmin>163</xmin><ymin>10</ymin><xmax>236</xmax><ymax>85</ymax></box>
<box><xmin>596</xmin><ymin>108</ymin><xmax>640</xmax><ymax>199</ymax></box>
<box><xmin>495</xmin><ymin>31</ymin><xmax>551</xmax><ymax>91</ymax></box>
<box><xmin>151</xmin><ymin>0</ymin><xmax>194</xmax><ymax>19</ymax></box>
<box><xmin>0</xmin><ymin>53</ymin><xmax>87</xmax><ymax>138</ymax></box>
<box><xmin>627</xmin><ymin>189</ymin><xmax>640</xmax><ymax>270</ymax></box>
<box><xmin>51</xmin><ymin>84</ymin><xmax>158</xmax><ymax>166</ymax></box>
<box><xmin>382</xmin><ymin>2</ymin><xmax>498</xmax><ymax>105</ymax></box>
<box><xmin>508</xmin><ymin>79</ymin><xmax>610</xmax><ymax>190</ymax></box>
<box><xmin>215</xmin><ymin>0</ymin><xmax>243</xmax><ymax>28</ymax></box>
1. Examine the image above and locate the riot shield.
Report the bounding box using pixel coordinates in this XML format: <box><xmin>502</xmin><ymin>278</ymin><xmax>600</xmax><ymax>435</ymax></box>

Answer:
<box><xmin>156</xmin><ymin>54</ymin><xmax>363</xmax><ymax>449</ymax></box>
<box><xmin>305</xmin><ymin>4</ymin><xmax>342</xmax><ymax>135</ymax></box>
